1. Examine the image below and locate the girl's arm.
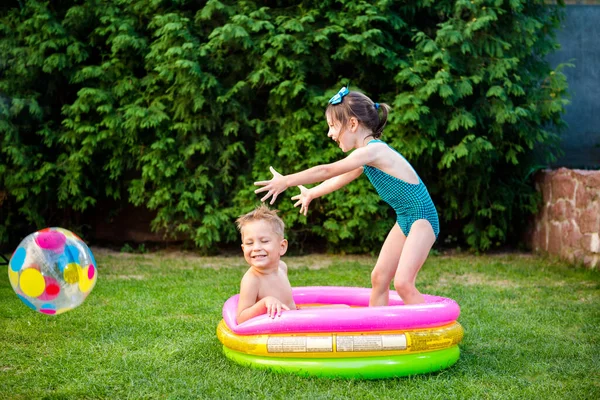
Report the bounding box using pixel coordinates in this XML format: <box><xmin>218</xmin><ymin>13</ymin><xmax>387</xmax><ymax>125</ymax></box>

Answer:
<box><xmin>309</xmin><ymin>167</ymin><xmax>363</xmax><ymax>198</ymax></box>
<box><xmin>255</xmin><ymin>146</ymin><xmax>374</xmax><ymax>204</ymax></box>
<box><xmin>292</xmin><ymin>168</ymin><xmax>363</xmax><ymax>215</ymax></box>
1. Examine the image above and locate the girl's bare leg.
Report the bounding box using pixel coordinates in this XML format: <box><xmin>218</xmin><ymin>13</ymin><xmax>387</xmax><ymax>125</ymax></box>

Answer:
<box><xmin>393</xmin><ymin>219</ymin><xmax>436</xmax><ymax>305</ymax></box>
<box><xmin>369</xmin><ymin>224</ymin><xmax>405</xmax><ymax>307</ymax></box>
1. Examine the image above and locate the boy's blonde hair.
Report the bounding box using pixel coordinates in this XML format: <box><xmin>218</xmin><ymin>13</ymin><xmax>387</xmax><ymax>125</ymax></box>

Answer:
<box><xmin>236</xmin><ymin>204</ymin><xmax>285</xmax><ymax>238</ymax></box>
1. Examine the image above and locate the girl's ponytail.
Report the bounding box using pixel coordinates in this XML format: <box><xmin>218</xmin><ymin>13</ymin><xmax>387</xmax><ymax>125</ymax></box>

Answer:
<box><xmin>373</xmin><ymin>103</ymin><xmax>391</xmax><ymax>139</ymax></box>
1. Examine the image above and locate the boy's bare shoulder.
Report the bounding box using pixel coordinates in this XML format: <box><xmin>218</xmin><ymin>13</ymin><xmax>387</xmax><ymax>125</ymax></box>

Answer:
<box><xmin>241</xmin><ymin>268</ymin><xmax>261</xmax><ymax>284</ymax></box>
<box><xmin>278</xmin><ymin>260</ymin><xmax>289</xmax><ymax>273</ymax></box>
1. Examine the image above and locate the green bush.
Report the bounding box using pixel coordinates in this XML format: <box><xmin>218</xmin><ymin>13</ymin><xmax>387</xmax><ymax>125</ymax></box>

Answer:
<box><xmin>0</xmin><ymin>0</ymin><xmax>568</xmax><ymax>252</ymax></box>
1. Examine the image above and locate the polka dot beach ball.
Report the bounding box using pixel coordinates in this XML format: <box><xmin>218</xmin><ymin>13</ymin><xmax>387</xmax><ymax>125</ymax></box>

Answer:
<box><xmin>8</xmin><ymin>227</ymin><xmax>97</xmax><ymax>315</ymax></box>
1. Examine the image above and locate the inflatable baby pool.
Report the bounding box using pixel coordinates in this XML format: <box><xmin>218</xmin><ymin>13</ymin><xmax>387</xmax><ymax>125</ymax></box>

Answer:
<box><xmin>217</xmin><ymin>286</ymin><xmax>463</xmax><ymax>379</ymax></box>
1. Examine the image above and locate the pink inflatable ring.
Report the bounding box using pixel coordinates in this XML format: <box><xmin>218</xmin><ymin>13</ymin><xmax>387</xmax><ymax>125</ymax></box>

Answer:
<box><xmin>223</xmin><ymin>286</ymin><xmax>460</xmax><ymax>335</ymax></box>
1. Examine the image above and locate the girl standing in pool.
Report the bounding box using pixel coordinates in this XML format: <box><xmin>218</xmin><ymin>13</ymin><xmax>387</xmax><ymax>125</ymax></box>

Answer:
<box><xmin>254</xmin><ymin>87</ymin><xmax>439</xmax><ymax>306</ymax></box>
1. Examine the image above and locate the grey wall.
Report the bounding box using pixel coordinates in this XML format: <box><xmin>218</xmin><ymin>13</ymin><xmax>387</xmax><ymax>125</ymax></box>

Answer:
<box><xmin>547</xmin><ymin>5</ymin><xmax>600</xmax><ymax>168</ymax></box>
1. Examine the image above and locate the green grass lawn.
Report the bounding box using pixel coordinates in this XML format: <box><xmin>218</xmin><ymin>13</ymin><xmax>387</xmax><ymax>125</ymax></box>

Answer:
<box><xmin>1</xmin><ymin>249</ymin><xmax>599</xmax><ymax>399</ymax></box>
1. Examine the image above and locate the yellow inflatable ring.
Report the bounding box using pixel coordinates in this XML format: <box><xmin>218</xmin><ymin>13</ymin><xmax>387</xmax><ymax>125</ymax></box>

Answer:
<box><xmin>217</xmin><ymin>319</ymin><xmax>464</xmax><ymax>358</ymax></box>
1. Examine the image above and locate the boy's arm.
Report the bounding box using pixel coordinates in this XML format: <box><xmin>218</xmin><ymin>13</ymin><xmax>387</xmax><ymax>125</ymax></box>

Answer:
<box><xmin>236</xmin><ymin>274</ymin><xmax>261</xmax><ymax>324</ymax></box>
<box><xmin>236</xmin><ymin>274</ymin><xmax>290</xmax><ymax>324</ymax></box>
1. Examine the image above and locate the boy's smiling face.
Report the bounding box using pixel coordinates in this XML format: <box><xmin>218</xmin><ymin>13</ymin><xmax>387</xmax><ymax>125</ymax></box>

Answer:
<box><xmin>241</xmin><ymin>219</ymin><xmax>287</xmax><ymax>270</ymax></box>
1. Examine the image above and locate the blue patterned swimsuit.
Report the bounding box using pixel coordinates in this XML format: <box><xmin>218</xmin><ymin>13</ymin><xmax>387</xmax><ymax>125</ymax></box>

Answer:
<box><xmin>362</xmin><ymin>140</ymin><xmax>440</xmax><ymax>238</ymax></box>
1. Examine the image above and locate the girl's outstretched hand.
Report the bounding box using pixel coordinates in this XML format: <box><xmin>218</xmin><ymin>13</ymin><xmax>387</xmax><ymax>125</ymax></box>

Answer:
<box><xmin>254</xmin><ymin>166</ymin><xmax>288</xmax><ymax>205</ymax></box>
<box><xmin>291</xmin><ymin>185</ymin><xmax>313</xmax><ymax>216</ymax></box>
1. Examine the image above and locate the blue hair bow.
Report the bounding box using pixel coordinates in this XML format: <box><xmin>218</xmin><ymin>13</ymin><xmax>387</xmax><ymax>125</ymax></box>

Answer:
<box><xmin>328</xmin><ymin>86</ymin><xmax>349</xmax><ymax>105</ymax></box>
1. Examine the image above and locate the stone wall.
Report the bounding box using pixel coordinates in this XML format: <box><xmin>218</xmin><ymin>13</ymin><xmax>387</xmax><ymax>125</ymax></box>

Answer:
<box><xmin>530</xmin><ymin>168</ymin><xmax>600</xmax><ymax>268</ymax></box>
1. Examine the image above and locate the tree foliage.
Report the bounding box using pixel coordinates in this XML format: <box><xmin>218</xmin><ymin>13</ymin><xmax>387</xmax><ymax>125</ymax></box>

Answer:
<box><xmin>0</xmin><ymin>0</ymin><xmax>568</xmax><ymax>252</ymax></box>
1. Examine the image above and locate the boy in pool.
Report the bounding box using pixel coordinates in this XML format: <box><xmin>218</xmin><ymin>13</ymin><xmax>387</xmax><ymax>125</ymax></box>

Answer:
<box><xmin>235</xmin><ymin>204</ymin><xmax>296</xmax><ymax>324</ymax></box>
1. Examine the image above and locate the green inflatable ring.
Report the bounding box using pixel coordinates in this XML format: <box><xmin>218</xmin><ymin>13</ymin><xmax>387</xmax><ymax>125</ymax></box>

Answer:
<box><xmin>223</xmin><ymin>345</ymin><xmax>460</xmax><ymax>379</ymax></box>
